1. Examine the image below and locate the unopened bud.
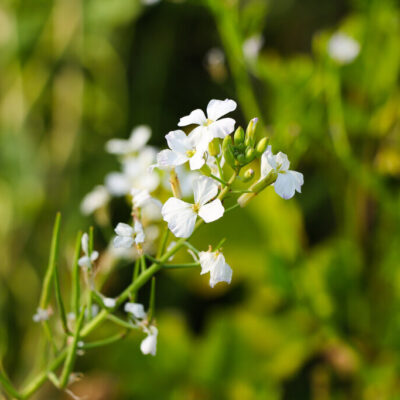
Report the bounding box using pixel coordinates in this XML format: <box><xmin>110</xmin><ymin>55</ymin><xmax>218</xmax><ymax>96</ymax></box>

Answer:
<box><xmin>222</xmin><ymin>135</ymin><xmax>236</xmax><ymax>168</ymax></box>
<box><xmin>245</xmin><ymin>117</ymin><xmax>258</xmax><ymax>147</ymax></box>
<box><xmin>244</xmin><ymin>147</ymin><xmax>255</xmax><ymax>163</ymax></box>
<box><xmin>255</xmin><ymin>137</ymin><xmax>269</xmax><ymax>156</ymax></box>
<box><xmin>234</xmin><ymin>127</ymin><xmax>245</xmax><ymax>145</ymax></box>
<box><xmin>208</xmin><ymin>138</ymin><xmax>220</xmax><ymax>157</ymax></box>
<box><xmin>243</xmin><ymin>169</ymin><xmax>254</xmax><ymax>182</ymax></box>
<box><xmin>237</xmin><ymin>154</ymin><xmax>246</xmax><ymax>164</ymax></box>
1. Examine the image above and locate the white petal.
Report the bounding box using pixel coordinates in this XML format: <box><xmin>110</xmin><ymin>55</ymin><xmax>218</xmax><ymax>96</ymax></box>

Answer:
<box><xmin>81</xmin><ymin>233</ymin><xmax>89</xmax><ymax>255</ymax></box>
<box><xmin>103</xmin><ymin>297</ymin><xmax>116</xmax><ymax>308</ymax></box>
<box><xmin>288</xmin><ymin>170</ymin><xmax>304</xmax><ymax>193</ymax></box>
<box><xmin>188</xmin><ymin>151</ymin><xmax>205</xmax><ymax>170</ymax></box>
<box><xmin>274</xmin><ymin>172</ymin><xmax>301</xmax><ymax>200</ymax></box>
<box><xmin>199</xmin><ymin>251</ymin><xmax>215</xmax><ymax>275</ymax></box>
<box><xmin>198</xmin><ymin>199</ymin><xmax>224</xmax><ymax>223</ymax></box>
<box><xmin>328</xmin><ymin>33</ymin><xmax>360</xmax><ymax>64</ymax></box>
<box><xmin>188</xmin><ymin>125</ymin><xmax>214</xmax><ymax>150</ymax></box>
<box><xmin>209</xmin><ymin>254</ymin><xmax>232</xmax><ymax>288</ymax></box>
<box><xmin>260</xmin><ymin>146</ymin><xmax>274</xmax><ymax>178</ymax></box>
<box><xmin>140</xmin><ymin>327</ymin><xmax>158</xmax><ymax>356</ymax></box>
<box><xmin>178</xmin><ymin>109</ymin><xmax>207</xmax><ymax>127</ymax></box>
<box><xmin>90</xmin><ymin>251</ymin><xmax>99</xmax><ymax>262</ymax></box>
<box><xmin>165</xmin><ymin>130</ymin><xmax>190</xmax><ymax>155</ymax></box>
<box><xmin>105</xmin><ymin>139</ymin><xmax>129</xmax><ymax>154</ymax></box>
<box><xmin>124</xmin><ymin>302</ymin><xmax>147</xmax><ymax>319</ymax></box>
<box><xmin>275</xmin><ymin>152</ymin><xmax>290</xmax><ymax>171</ymax></box>
<box><xmin>80</xmin><ymin>186</ymin><xmax>110</xmax><ymax>215</ymax></box>
<box><xmin>78</xmin><ymin>255</ymin><xmax>91</xmax><ymax>268</ymax></box>
<box><xmin>129</xmin><ymin>125</ymin><xmax>151</xmax><ymax>151</ymax></box>
<box><xmin>105</xmin><ymin>172</ymin><xmax>130</xmax><ymax>196</ymax></box>
<box><xmin>206</xmin><ymin>99</ymin><xmax>237</xmax><ymax>121</ymax></box>
<box><xmin>208</xmin><ymin>118</ymin><xmax>236</xmax><ymax>139</ymax></box>
<box><xmin>113</xmin><ymin>236</ymin><xmax>135</xmax><ymax>248</ymax></box>
<box><xmin>193</xmin><ymin>176</ymin><xmax>218</xmax><ymax>205</ymax></box>
<box><xmin>161</xmin><ymin>198</ymin><xmax>197</xmax><ymax>238</ymax></box>
<box><xmin>134</xmin><ymin>220</ymin><xmax>145</xmax><ymax>244</ymax></box>
<box><xmin>156</xmin><ymin>149</ymin><xmax>187</xmax><ymax>169</ymax></box>
<box><xmin>115</xmin><ymin>222</ymin><xmax>134</xmax><ymax>237</ymax></box>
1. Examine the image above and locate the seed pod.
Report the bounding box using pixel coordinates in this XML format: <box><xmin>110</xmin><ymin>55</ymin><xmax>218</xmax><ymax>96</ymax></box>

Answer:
<box><xmin>245</xmin><ymin>147</ymin><xmax>255</xmax><ymax>163</ymax></box>
<box><xmin>242</xmin><ymin>169</ymin><xmax>254</xmax><ymax>182</ymax></box>
<box><xmin>208</xmin><ymin>138</ymin><xmax>220</xmax><ymax>157</ymax></box>
<box><xmin>255</xmin><ymin>137</ymin><xmax>269</xmax><ymax>156</ymax></box>
<box><xmin>245</xmin><ymin>117</ymin><xmax>258</xmax><ymax>147</ymax></box>
<box><xmin>233</xmin><ymin>127</ymin><xmax>245</xmax><ymax>145</ymax></box>
<box><xmin>222</xmin><ymin>135</ymin><xmax>236</xmax><ymax>168</ymax></box>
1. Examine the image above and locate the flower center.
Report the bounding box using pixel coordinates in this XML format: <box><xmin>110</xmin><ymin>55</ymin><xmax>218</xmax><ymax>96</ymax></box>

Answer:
<box><xmin>192</xmin><ymin>203</ymin><xmax>200</xmax><ymax>213</ymax></box>
<box><xmin>205</xmin><ymin>118</ymin><xmax>214</xmax><ymax>126</ymax></box>
<box><xmin>186</xmin><ymin>149</ymin><xmax>196</xmax><ymax>158</ymax></box>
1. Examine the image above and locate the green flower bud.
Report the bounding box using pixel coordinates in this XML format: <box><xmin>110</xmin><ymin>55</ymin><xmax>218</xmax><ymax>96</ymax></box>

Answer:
<box><xmin>245</xmin><ymin>147</ymin><xmax>255</xmax><ymax>163</ymax></box>
<box><xmin>222</xmin><ymin>135</ymin><xmax>236</xmax><ymax>168</ymax></box>
<box><xmin>245</xmin><ymin>117</ymin><xmax>258</xmax><ymax>147</ymax></box>
<box><xmin>233</xmin><ymin>127</ymin><xmax>245</xmax><ymax>145</ymax></box>
<box><xmin>255</xmin><ymin>137</ymin><xmax>269</xmax><ymax>156</ymax></box>
<box><xmin>208</xmin><ymin>138</ymin><xmax>220</xmax><ymax>157</ymax></box>
<box><xmin>242</xmin><ymin>169</ymin><xmax>254</xmax><ymax>182</ymax></box>
<box><xmin>237</xmin><ymin>154</ymin><xmax>246</xmax><ymax>164</ymax></box>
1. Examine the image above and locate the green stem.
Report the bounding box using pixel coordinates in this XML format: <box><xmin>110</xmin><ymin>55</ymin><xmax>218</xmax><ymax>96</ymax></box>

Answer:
<box><xmin>54</xmin><ymin>263</ymin><xmax>70</xmax><ymax>335</ymax></box>
<box><xmin>0</xmin><ymin>369</ymin><xmax>22</xmax><ymax>399</ymax></box>
<box><xmin>71</xmin><ymin>231</ymin><xmax>82</xmax><ymax>318</ymax></box>
<box><xmin>210</xmin><ymin>174</ymin><xmax>228</xmax><ymax>186</ymax></box>
<box><xmin>215</xmin><ymin>156</ymin><xmax>225</xmax><ymax>182</ymax></box>
<box><xmin>81</xmin><ymin>331</ymin><xmax>128</xmax><ymax>350</ymax></box>
<box><xmin>106</xmin><ymin>314</ymin><xmax>139</xmax><ymax>330</ymax></box>
<box><xmin>163</xmin><ymin>263</ymin><xmax>200</xmax><ymax>269</ymax></box>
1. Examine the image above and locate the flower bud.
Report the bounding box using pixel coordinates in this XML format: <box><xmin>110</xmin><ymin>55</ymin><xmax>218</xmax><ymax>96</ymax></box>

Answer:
<box><xmin>233</xmin><ymin>127</ymin><xmax>245</xmax><ymax>145</ymax></box>
<box><xmin>245</xmin><ymin>117</ymin><xmax>258</xmax><ymax>147</ymax></box>
<box><xmin>222</xmin><ymin>135</ymin><xmax>236</xmax><ymax>168</ymax></box>
<box><xmin>244</xmin><ymin>147</ymin><xmax>255</xmax><ymax>163</ymax></box>
<box><xmin>255</xmin><ymin>137</ymin><xmax>269</xmax><ymax>156</ymax></box>
<box><xmin>242</xmin><ymin>169</ymin><xmax>254</xmax><ymax>182</ymax></box>
<box><xmin>208</xmin><ymin>138</ymin><xmax>220</xmax><ymax>157</ymax></box>
<box><xmin>237</xmin><ymin>154</ymin><xmax>246</xmax><ymax>164</ymax></box>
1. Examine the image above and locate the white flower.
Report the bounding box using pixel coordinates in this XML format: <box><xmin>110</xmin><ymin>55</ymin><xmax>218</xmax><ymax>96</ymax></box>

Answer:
<box><xmin>113</xmin><ymin>221</ymin><xmax>145</xmax><ymax>248</ymax></box>
<box><xmin>124</xmin><ymin>302</ymin><xmax>147</xmax><ymax>319</ymax></box>
<box><xmin>131</xmin><ymin>188</ymin><xmax>162</xmax><ymax>210</ymax></box>
<box><xmin>178</xmin><ymin>99</ymin><xmax>236</xmax><ymax>145</ymax></box>
<box><xmin>140</xmin><ymin>326</ymin><xmax>158</xmax><ymax>356</ymax></box>
<box><xmin>261</xmin><ymin>146</ymin><xmax>304</xmax><ymax>200</ymax></box>
<box><xmin>106</xmin><ymin>147</ymin><xmax>160</xmax><ymax>195</ymax></box>
<box><xmin>78</xmin><ymin>233</ymin><xmax>99</xmax><ymax>268</ymax></box>
<box><xmin>106</xmin><ymin>125</ymin><xmax>151</xmax><ymax>155</ymax></box>
<box><xmin>85</xmin><ymin>304</ymin><xmax>99</xmax><ymax>318</ymax></box>
<box><xmin>103</xmin><ymin>297</ymin><xmax>116</xmax><ymax>308</ymax></box>
<box><xmin>243</xmin><ymin>35</ymin><xmax>264</xmax><ymax>62</ymax></box>
<box><xmin>33</xmin><ymin>308</ymin><xmax>50</xmax><ymax>322</ymax></box>
<box><xmin>199</xmin><ymin>250</ymin><xmax>232</xmax><ymax>288</ymax></box>
<box><xmin>328</xmin><ymin>33</ymin><xmax>360</xmax><ymax>64</ymax></box>
<box><xmin>161</xmin><ymin>176</ymin><xmax>224</xmax><ymax>238</ymax></box>
<box><xmin>155</xmin><ymin>130</ymin><xmax>207</xmax><ymax>170</ymax></box>
<box><xmin>80</xmin><ymin>185</ymin><xmax>110</xmax><ymax>215</ymax></box>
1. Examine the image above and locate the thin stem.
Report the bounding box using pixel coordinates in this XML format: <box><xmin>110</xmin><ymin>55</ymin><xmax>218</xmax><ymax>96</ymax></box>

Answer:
<box><xmin>106</xmin><ymin>314</ymin><xmax>139</xmax><ymax>330</ymax></box>
<box><xmin>140</xmin><ymin>255</ymin><xmax>146</xmax><ymax>273</ymax></box>
<box><xmin>210</xmin><ymin>174</ymin><xmax>228</xmax><ymax>186</ymax></box>
<box><xmin>157</xmin><ymin>228</ymin><xmax>169</xmax><ymax>259</ymax></box>
<box><xmin>0</xmin><ymin>369</ymin><xmax>22</xmax><ymax>399</ymax></box>
<box><xmin>148</xmin><ymin>277</ymin><xmax>156</xmax><ymax>322</ymax></box>
<box><xmin>71</xmin><ymin>231</ymin><xmax>82</xmax><ymax>318</ymax></box>
<box><xmin>80</xmin><ymin>331</ymin><xmax>128</xmax><ymax>350</ymax></box>
<box><xmin>54</xmin><ymin>263</ymin><xmax>70</xmax><ymax>335</ymax></box>
<box><xmin>215</xmin><ymin>156</ymin><xmax>225</xmax><ymax>182</ymax></box>
<box><xmin>225</xmin><ymin>203</ymin><xmax>240</xmax><ymax>213</ymax></box>
<box><xmin>182</xmin><ymin>241</ymin><xmax>199</xmax><ymax>255</ymax></box>
<box><xmin>163</xmin><ymin>263</ymin><xmax>200</xmax><ymax>269</ymax></box>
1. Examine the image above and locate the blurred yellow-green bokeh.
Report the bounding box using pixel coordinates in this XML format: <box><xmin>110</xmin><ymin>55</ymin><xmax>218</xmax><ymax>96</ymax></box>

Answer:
<box><xmin>1</xmin><ymin>0</ymin><xmax>400</xmax><ymax>399</ymax></box>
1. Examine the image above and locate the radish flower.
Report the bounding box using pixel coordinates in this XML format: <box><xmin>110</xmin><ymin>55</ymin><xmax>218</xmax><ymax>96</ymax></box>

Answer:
<box><xmin>78</xmin><ymin>233</ymin><xmax>99</xmax><ymax>268</ymax></box>
<box><xmin>199</xmin><ymin>250</ymin><xmax>232</xmax><ymax>288</ymax></box>
<box><xmin>124</xmin><ymin>302</ymin><xmax>147</xmax><ymax>319</ymax></box>
<box><xmin>113</xmin><ymin>221</ymin><xmax>145</xmax><ymax>248</ymax></box>
<box><xmin>106</xmin><ymin>125</ymin><xmax>151</xmax><ymax>155</ymax></box>
<box><xmin>178</xmin><ymin>99</ymin><xmax>236</xmax><ymax>144</ymax></box>
<box><xmin>328</xmin><ymin>33</ymin><xmax>360</xmax><ymax>64</ymax></box>
<box><xmin>161</xmin><ymin>176</ymin><xmax>224</xmax><ymax>238</ymax></box>
<box><xmin>261</xmin><ymin>146</ymin><xmax>304</xmax><ymax>200</ymax></box>
<box><xmin>140</xmin><ymin>326</ymin><xmax>158</xmax><ymax>356</ymax></box>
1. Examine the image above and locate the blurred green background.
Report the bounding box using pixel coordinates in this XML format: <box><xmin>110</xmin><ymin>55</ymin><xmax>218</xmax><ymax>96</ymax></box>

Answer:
<box><xmin>1</xmin><ymin>0</ymin><xmax>400</xmax><ymax>398</ymax></box>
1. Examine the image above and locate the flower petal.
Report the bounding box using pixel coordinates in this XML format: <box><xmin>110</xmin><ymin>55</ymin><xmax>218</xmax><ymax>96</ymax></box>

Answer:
<box><xmin>287</xmin><ymin>170</ymin><xmax>304</xmax><ymax>193</ymax></box>
<box><xmin>113</xmin><ymin>236</ymin><xmax>135</xmax><ymax>248</ymax></box>
<box><xmin>275</xmin><ymin>152</ymin><xmax>290</xmax><ymax>171</ymax></box>
<box><xmin>165</xmin><ymin>130</ymin><xmax>190</xmax><ymax>155</ymax></box>
<box><xmin>188</xmin><ymin>151</ymin><xmax>205</xmax><ymax>170</ymax></box>
<box><xmin>124</xmin><ymin>302</ymin><xmax>146</xmax><ymax>319</ymax></box>
<box><xmin>134</xmin><ymin>220</ymin><xmax>145</xmax><ymax>244</ymax></box>
<box><xmin>78</xmin><ymin>256</ymin><xmax>91</xmax><ymax>268</ymax></box>
<box><xmin>208</xmin><ymin>118</ymin><xmax>236</xmax><ymax>139</ymax></box>
<box><xmin>193</xmin><ymin>176</ymin><xmax>218</xmax><ymax>205</ymax></box>
<box><xmin>156</xmin><ymin>149</ymin><xmax>187</xmax><ymax>169</ymax></box>
<box><xmin>115</xmin><ymin>222</ymin><xmax>134</xmax><ymax>236</ymax></box>
<box><xmin>105</xmin><ymin>172</ymin><xmax>131</xmax><ymax>196</ymax></box>
<box><xmin>274</xmin><ymin>172</ymin><xmax>301</xmax><ymax>200</ymax></box>
<box><xmin>178</xmin><ymin>109</ymin><xmax>207</xmax><ymax>127</ymax></box>
<box><xmin>199</xmin><ymin>251</ymin><xmax>215</xmax><ymax>275</ymax></box>
<box><xmin>198</xmin><ymin>199</ymin><xmax>224</xmax><ymax>223</ymax></box>
<box><xmin>81</xmin><ymin>233</ymin><xmax>89</xmax><ymax>255</ymax></box>
<box><xmin>260</xmin><ymin>146</ymin><xmax>274</xmax><ymax>178</ymax></box>
<box><xmin>206</xmin><ymin>99</ymin><xmax>237</xmax><ymax>121</ymax></box>
<box><xmin>161</xmin><ymin>198</ymin><xmax>197</xmax><ymax>238</ymax></box>
<box><xmin>129</xmin><ymin>125</ymin><xmax>151</xmax><ymax>151</ymax></box>
<box><xmin>209</xmin><ymin>254</ymin><xmax>232</xmax><ymax>288</ymax></box>
<box><xmin>140</xmin><ymin>327</ymin><xmax>158</xmax><ymax>356</ymax></box>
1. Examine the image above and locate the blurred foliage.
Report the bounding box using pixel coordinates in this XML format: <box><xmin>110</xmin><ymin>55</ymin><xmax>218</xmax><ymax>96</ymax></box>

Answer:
<box><xmin>1</xmin><ymin>0</ymin><xmax>400</xmax><ymax>399</ymax></box>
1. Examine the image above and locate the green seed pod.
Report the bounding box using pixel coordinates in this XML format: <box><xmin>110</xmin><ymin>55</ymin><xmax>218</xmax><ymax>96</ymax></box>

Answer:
<box><xmin>255</xmin><ymin>137</ymin><xmax>269</xmax><ymax>156</ymax></box>
<box><xmin>245</xmin><ymin>147</ymin><xmax>255</xmax><ymax>163</ymax></box>
<box><xmin>208</xmin><ymin>138</ymin><xmax>220</xmax><ymax>157</ymax></box>
<box><xmin>242</xmin><ymin>169</ymin><xmax>255</xmax><ymax>182</ymax></box>
<box><xmin>222</xmin><ymin>135</ymin><xmax>236</xmax><ymax>168</ymax></box>
<box><xmin>245</xmin><ymin>117</ymin><xmax>258</xmax><ymax>147</ymax></box>
<box><xmin>233</xmin><ymin>127</ymin><xmax>245</xmax><ymax>145</ymax></box>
